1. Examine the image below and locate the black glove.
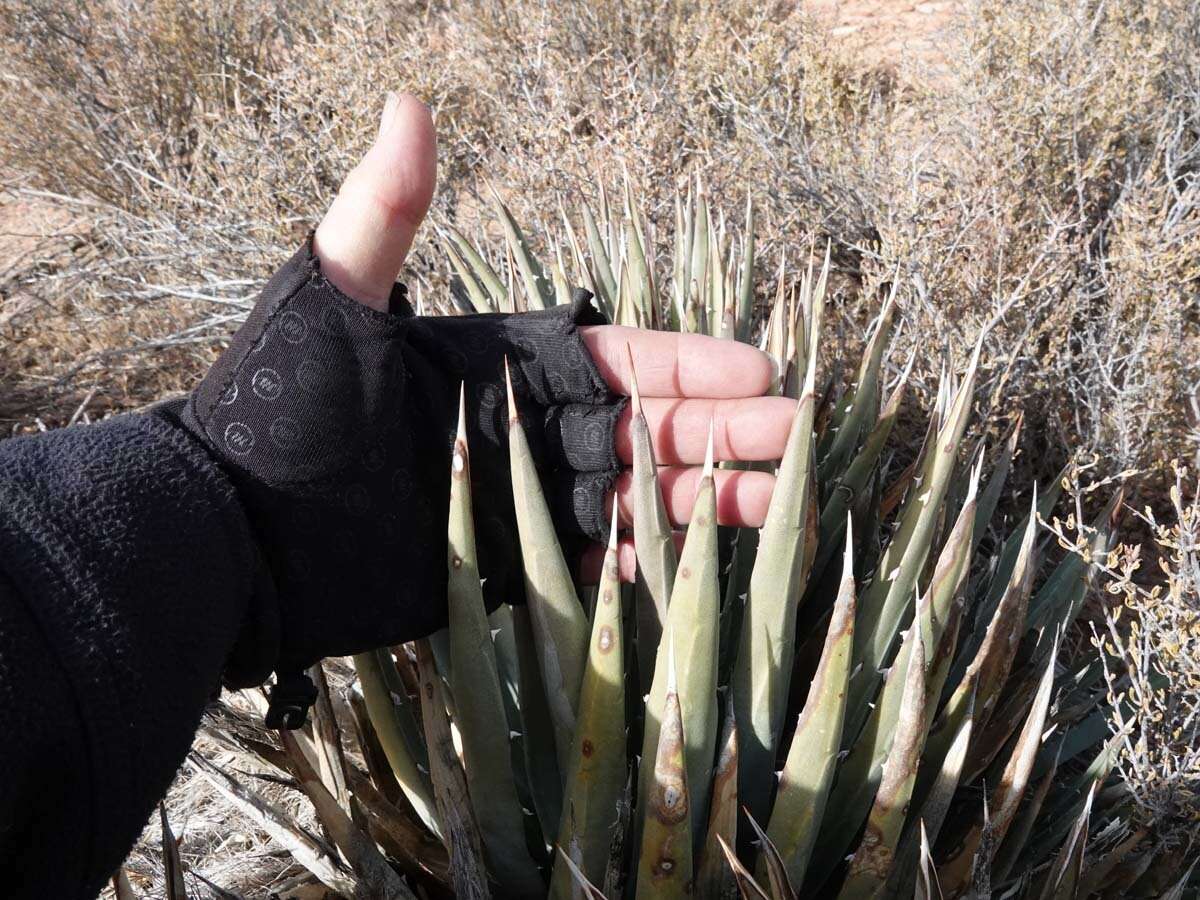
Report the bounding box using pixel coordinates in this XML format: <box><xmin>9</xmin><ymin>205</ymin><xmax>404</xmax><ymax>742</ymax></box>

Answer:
<box><xmin>154</xmin><ymin>237</ymin><xmax>625</xmax><ymax>684</ymax></box>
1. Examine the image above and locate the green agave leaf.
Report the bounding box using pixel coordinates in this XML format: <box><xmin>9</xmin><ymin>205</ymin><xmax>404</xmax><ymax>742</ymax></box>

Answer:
<box><xmin>695</xmin><ymin>700</ymin><xmax>739</xmax><ymax>900</ymax></box>
<box><xmin>581</xmin><ymin>195</ymin><xmax>617</xmax><ymax>310</ymax></box>
<box><xmin>443</xmin><ymin>222</ymin><xmax>509</xmax><ymax>311</ymax></box>
<box><xmin>844</xmin><ymin>338</ymin><xmax>980</xmax><ymax>751</ymax></box>
<box><xmin>732</xmin><ymin>254</ymin><xmax>824</xmax><ymax>825</ymax></box>
<box><xmin>445</xmin><ymin>391</ymin><xmax>544</xmax><ymax>895</ymax></box>
<box><xmin>443</xmin><ymin>236</ymin><xmax>496</xmax><ymax>313</ymax></box>
<box><xmin>838</xmin><ymin>628</ymin><xmax>928</xmax><ymax>900</ymax></box>
<box><xmin>352</xmin><ymin>649</ymin><xmax>441</xmax><ymax>838</ymax></box>
<box><xmin>627</xmin><ymin>347</ymin><xmax>677</xmax><ymax>693</ymax></box>
<box><xmin>689</xmin><ymin>179</ymin><xmax>710</xmax><ymax>334</ymax></box>
<box><xmin>414</xmin><ymin>638</ymin><xmax>491</xmax><ymax>900</ymax></box>
<box><xmin>936</xmin><ymin>637</ymin><xmax>1058</xmax><ymax>896</ymax></box>
<box><xmin>490</xmin><ymin>186</ymin><xmax>554</xmax><ymax>310</ymax></box>
<box><xmin>551</xmin><ymin>511</ymin><xmax>627</xmax><ymax>897</ymax></box>
<box><xmin>736</xmin><ymin>195</ymin><xmax>755</xmax><ymax>342</ymax></box>
<box><xmin>1033</xmin><ymin>782</ymin><xmax>1095</xmax><ymax>900</ymax></box>
<box><xmin>818</xmin><ymin>285</ymin><xmax>897</xmax><ymax>485</ymax></box>
<box><xmin>506</xmin><ymin>361</ymin><xmax>590</xmax><ymax>774</ymax></box>
<box><xmin>810</xmin><ymin>471</ymin><xmax>976</xmax><ymax>888</ymax></box>
<box><xmin>765</xmin><ymin>526</ymin><xmax>856</xmax><ymax>889</ymax></box>
<box><xmin>639</xmin><ymin>428</ymin><xmax>720</xmax><ymax>840</ymax></box>
<box><xmin>808</xmin><ymin>367</ymin><xmax>908</xmax><ymax>592</ymax></box>
<box><xmin>672</xmin><ymin>187</ymin><xmax>692</xmax><ymax>331</ymax></box>
<box><xmin>746</xmin><ymin>810</ymin><xmax>797</xmax><ymax>900</ymax></box>
<box><xmin>969</xmin><ymin>415</ymin><xmax>1022</xmax><ymax>559</ymax></box>
<box><xmin>636</xmin><ymin>642</ymin><xmax>693</xmax><ymax>900</ymax></box>
<box><xmin>512</xmin><ymin>604</ymin><xmax>564</xmax><ymax>845</ymax></box>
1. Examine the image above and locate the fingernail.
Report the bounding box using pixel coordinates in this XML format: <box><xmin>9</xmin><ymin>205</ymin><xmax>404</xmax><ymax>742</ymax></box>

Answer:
<box><xmin>378</xmin><ymin>91</ymin><xmax>400</xmax><ymax>139</ymax></box>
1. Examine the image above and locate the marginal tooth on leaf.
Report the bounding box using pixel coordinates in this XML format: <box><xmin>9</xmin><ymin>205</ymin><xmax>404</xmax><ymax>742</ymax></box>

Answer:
<box><xmin>625</xmin><ymin>342</ymin><xmax>642</xmax><ymax>415</ymax></box>
<box><xmin>504</xmin><ymin>356</ymin><xmax>518</xmax><ymax>424</ymax></box>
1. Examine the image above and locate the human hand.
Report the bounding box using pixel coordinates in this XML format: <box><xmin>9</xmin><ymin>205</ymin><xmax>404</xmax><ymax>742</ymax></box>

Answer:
<box><xmin>312</xmin><ymin>93</ymin><xmax>795</xmax><ymax>584</ymax></box>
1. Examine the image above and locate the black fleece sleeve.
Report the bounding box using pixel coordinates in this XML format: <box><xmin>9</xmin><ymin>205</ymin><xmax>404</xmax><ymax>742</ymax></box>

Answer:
<box><xmin>0</xmin><ymin>413</ymin><xmax>263</xmax><ymax>900</ymax></box>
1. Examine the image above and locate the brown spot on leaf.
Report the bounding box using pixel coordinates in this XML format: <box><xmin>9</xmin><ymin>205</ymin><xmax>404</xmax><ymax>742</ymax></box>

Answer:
<box><xmin>581</xmin><ymin>738</ymin><xmax>594</xmax><ymax>757</ymax></box>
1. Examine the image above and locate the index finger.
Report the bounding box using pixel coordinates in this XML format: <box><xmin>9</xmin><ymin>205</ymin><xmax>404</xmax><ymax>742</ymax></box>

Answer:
<box><xmin>580</xmin><ymin>324</ymin><xmax>774</xmax><ymax>398</ymax></box>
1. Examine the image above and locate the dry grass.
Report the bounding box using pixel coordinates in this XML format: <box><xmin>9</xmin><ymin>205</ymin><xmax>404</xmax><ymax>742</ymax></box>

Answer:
<box><xmin>2</xmin><ymin>0</ymin><xmax>1199</xmax><ymax>895</ymax></box>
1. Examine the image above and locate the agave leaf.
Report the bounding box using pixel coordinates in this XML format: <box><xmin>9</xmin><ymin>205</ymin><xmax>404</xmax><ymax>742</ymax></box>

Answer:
<box><xmin>696</xmin><ymin>701</ymin><xmax>739</xmax><ymax>900</ymax></box>
<box><xmin>444</xmin><ymin>222</ymin><xmax>509</xmax><ymax>311</ymax></box>
<box><xmin>810</xmin><ymin>477</ymin><xmax>974</xmax><ymax>888</ymax></box>
<box><xmin>1033</xmin><ymin>782</ymin><xmax>1095</xmax><ymax>900</ymax></box>
<box><xmin>991</xmin><ymin>742</ymin><xmax>1060</xmax><ymax>885</ymax></box>
<box><xmin>348</xmin><ymin>768</ymin><xmax>453</xmax><ymax>885</ymax></box>
<box><xmin>915</xmin><ymin>823</ymin><xmax>944</xmax><ymax>900</ymax></box>
<box><xmin>969</xmin><ymin>415</ymin><xmax>1022</xmax><ymax>557</ymax></box>
<box><xmin>305</xmin><ymin>664</ymin><xmax>352</xmax><ymax>817</ymax></box>
<box><xmin>1027</xmin><ymin>490</ymin><xmax>1120</xmax><ymax>636</ymax></box>
<box><xmin>489</xmin><ymin>187</ymin><xmax>553</xmax><ymax>310</ymax></box>
<box><xmin>818</xmin><ymin>286</ymin><xmax>897</xmax><ymax>484</ymax></box>
<box><xmin>189</xmin><ymin>752</ymin><xmax>357</xmax><ymax>896</ymax></box>
<box><xmin>955</xmin><ymin>496</ymin><xmax>1037</xmax><ymax>740</ymax></box>
<box><xmin>1151</xmin><ymin>856</ymin><xmax>1198</xmax><ymax>900</ymax></box>
<box><xmin>581</xmin><ymin>196</ymin><xmax>617</xmax><ymax>310</ymax></box>
<box><xmin>735</xmin><ymin>195</ymin><xmax>755</xmax><ymax>341</ymax></box>
<box><xmin>555</xmin><ymin>847</ymin><xmax>608</xmax><ymax>900</ymax></box>
<box><xmin>732</xmin><ymin>256</ymin><xmax>823</xmax><ymax>824</ymax></box>
<box><xmin>512</xmin><ymin>603</ymin><xmax>565</xmax><ymax>843</ymax></box>
<box><xmin>443</xmin><ymin>236</ymin><xmax>496</xmax><ymax>313</ymax></box>
<box><xmin>838</xmin><ymin>628</ymin><xmax>927</xmax><ymax>900</ymax></box>
<box><xmin>551</xmin><ymin>510</ymin><xmax>627</xmax><ymax>896</ymax></box>
<box><xmin>689</xmin><ymin>180</ymin><xmax>710</xmax><ymax>334</ymax></box>
<box><xmin>845</xmin><ymin>338</ymin><xmax>980</xmax><ymax>749</ymax></box>
<box><xmin>281</xmin><ymin>729</ymin><xmax>417</xmax><ymax>899</ymax></box>
<box><xmin>627</xmin><ymin>346</ymin><xmax>677</xmax><ymax>692</ymax></box>
<box><xmin>637</xmin><ymin>642</ymin><xmax>693</xmax><ymax>900</ymax></box>
<box><xmin>746</xmin><ymin>810</ymin><xmax>797</xmax><ymax>900</ymax></box>
<box><xmin>765</xmin><ymin>527</ymin><xmax>856</xmax><ymax>889</ymax></box>
<box><xmin>672</xmin><ymin>188</ymin><xmax>692</xmax><ymax>330</ymax></box>
<box><xmin>809</xmin><ymin>367</ymin><xmax>908</xmax><ymax>591</ymax></box>
<box><xmin>717</xmin><ymin>836</ymin><xmax>771</xmax><ymax>900</ymax></box>
<box><xmin>936</xmin><ymin>638</ymin><xmax>1058</xmax><ymax>896</ymax></box>
<box><xmin>111</xmin><ymin>870</ymin><xmax>137</xmax><ymax>900</ymax></box>
<box><xmin>639</xmin><ymin>427</ymin><xmax>721</xmax><ymax>840</ymax></box>
<box><xmin>446</xmin><ymin>390</ymin><xmax>544</xmax><ymax>895</ymax></box>
<box><xmin>886</xmin><ymin>689</ymin><xmax>975</xmax><ymax>900</ymax></box>
<box><xmin>160</xmin><ymin>805</ymin><xmax>188</xmax><ymax>900</ymax></box>
<box><xmin>506</xmin><ymin>362</ymin><xmax>590</xmax><ymax>772</ymax></box>
<box><xmin>352</xmin><ymin>649</ymin><xmax>441</xmax><ymax>838</ymax></box>
<box><xmin>415</xmin><ymin>639</ymin><xmax>491</xmax><ymax>900</ymax></box>
<box><xmin>553</xmin><ymin>244</ymin><xmax>574</xmax><ymax>308</ymax></box>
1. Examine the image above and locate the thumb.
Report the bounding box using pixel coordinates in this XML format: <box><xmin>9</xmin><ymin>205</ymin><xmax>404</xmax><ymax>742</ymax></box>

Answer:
<box><xmin>313</xmin><ymin>92</ymin><xmax>437</xmax><ymax>312</ymax></box>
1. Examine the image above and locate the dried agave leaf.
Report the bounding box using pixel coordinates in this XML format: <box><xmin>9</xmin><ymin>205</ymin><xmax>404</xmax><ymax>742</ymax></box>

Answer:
<box><xmin>160</xmin><ymin>805</ymin><xmax>188</xmax><ymax>900</ymax></box>
<box><xmin>717</xmin><ymin>835</ymin><xmax>771</xmax><ymax>900</ymax></box>
<box><xmin>746</xmin><ymin>810</ymin><xmax>797</xmax><ymax>900</ymax></box>
<box><xmin>415</xmin><ymin>639</ymin><xmax>491</xmax><ymax>900</ymax></box>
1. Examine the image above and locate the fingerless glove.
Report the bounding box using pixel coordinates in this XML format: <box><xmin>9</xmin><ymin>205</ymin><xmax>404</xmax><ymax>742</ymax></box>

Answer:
<box><xmin>154</xmin><ymin>237</ymin><xmax>625</xmax><ymax>683</ymax></box>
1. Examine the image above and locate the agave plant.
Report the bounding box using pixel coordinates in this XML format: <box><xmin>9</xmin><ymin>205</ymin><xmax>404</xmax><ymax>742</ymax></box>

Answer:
<box><xmin>187</xmin><ymin>179</ymin><xmax>1190</xmax><ymax>900</ymax></box>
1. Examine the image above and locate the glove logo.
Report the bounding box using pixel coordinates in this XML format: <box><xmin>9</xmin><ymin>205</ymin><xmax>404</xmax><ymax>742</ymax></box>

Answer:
<box><xmin>219</xmin><ymin>381</ymin><xmax>238</xmax><ymax>405</ymax></box>
<box><xmin>252</xmin><ymin>367</ymin><xmax>284</xmax><ymax>401</ymax></box>
<box><xmin>269</xmin><ymin>417</ymin><xmax>299</xmax><ymax>450</ymax></box>
<box><xmin>224</xmin><ymin>422</ymin><xmax>255</xmax><ymax>455</ymax></box>
<box><xmin>279</xmin><ymin>310</ymin><xmax>309</xmax><ymax>344</ymax></box>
